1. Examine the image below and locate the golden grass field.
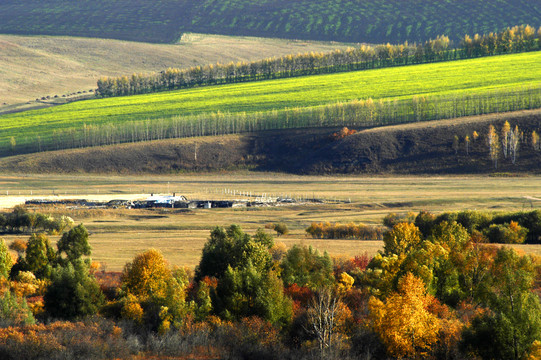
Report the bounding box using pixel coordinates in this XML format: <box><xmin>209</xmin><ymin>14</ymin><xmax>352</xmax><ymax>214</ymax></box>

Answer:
<box><xmin>0</xmin><ymin>173</ymin><xmax>540</xmax><ymax>270</ymax></box>
<box><xmin>0</xmin><ymin>33</ymin><xmax>352</xmax><ymax>107</ymax></box>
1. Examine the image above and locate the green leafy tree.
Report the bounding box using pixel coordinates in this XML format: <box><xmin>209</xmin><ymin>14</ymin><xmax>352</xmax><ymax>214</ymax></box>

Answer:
<box><xmin>44</xmin><ymin>261</ymin><xmax>104</xmax><ymax>320</ymax></box>
<box><xmin>485</xmin><ymin>221</ymin><xmax>528</xmax><ymax>244</ymax></box>
<box><xmin>367</xmin><ymin>221</ymin><xmax>469</xmax><ymax>303</ymax></box>
<box><xmin>414</xmin><ymin>210</ymin><xmax>436</xmax><ymax>238</ymax></box>
<box><xmin>57</xmin><ymin>224</ymin><xmax>91</xmax><ymax>265</ymax></box>
<box><xmin>427</xmin><ymin>221</ymin><xmax>470</xmax><ymax>305</ymax></box>
<box><xmin>196</xmin><ymin>225</ymin><xmax>272</xmax><ymax>280</ymax></box>
<box><xmin>252</xmin><ymin>228</ymin><xmax>275</xmax><ymax>248</ymax></box>
<box><xmin>215</xmin><ymin>262</ymin><xmax>292</xmax><ymax>327</ymax></box>
<box><xmin>21</xmin><ymin>233</ymin><xmax>56</xmax><ymax>279</ymax></box>
<box><xmin>280</xmin><ymin>244</ymin><xmax>334</xmax><ymax>289</ymax></box>
<box><xmin>463</xmin><ymin>247</ymin><xmax>541</xmax><ymax>360</ymax></box>
<box><xmin>0</xmin><ymin>238</ymin><xmax>13</xmax><ymax>280</ymax></box>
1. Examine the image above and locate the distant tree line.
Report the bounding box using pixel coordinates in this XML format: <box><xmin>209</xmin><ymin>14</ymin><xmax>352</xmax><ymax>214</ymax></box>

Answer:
<box><xmin>462</xmin><ymin>25</ymin><xmax>541</xmax><ymax>57</ymax></box>
<box><xmin>0</xmin><ymin>206</ymin><xmax>74</xmax><ymax>235</ymax></box>
<box><xmin>403</xmin><ymin>209</ymin><xmax>541</xmax><ymax>244</ymax></box>
<box><xmin>305</xmin><ymin>222</ymin><xmax>385</xmax><ymax>240</ymax></box>
<box><xmin>95</xmin><ymin>36</ymin><xmax>449</xmax><ymax>97</ymax></box>
<box><xmin>95</xmin><ymin>25</ymin><xmax>541</xmax><ymax>98</ymax></box>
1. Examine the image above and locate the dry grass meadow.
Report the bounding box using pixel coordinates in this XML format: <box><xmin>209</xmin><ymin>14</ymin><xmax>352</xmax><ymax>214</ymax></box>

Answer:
<box><xmin>0</xmin><ymin>173</ymin><xmax>540</xmax><ymax>270</ymax></box>
<box><xmin>0</xmin><ymin>33</ymin><xmax>353</xmax><ymax>107</ymax></box>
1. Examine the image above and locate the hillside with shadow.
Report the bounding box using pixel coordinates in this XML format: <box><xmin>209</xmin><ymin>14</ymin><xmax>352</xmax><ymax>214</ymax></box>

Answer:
<box><xmin>0</xmin><ymin>0</ymin><xmax>539</xmax><ymax>44</ymax></box>
<box><xmin>0</xmin><ymin>110</ymin><xmax>540</xmax><ymax>175</ymax></box>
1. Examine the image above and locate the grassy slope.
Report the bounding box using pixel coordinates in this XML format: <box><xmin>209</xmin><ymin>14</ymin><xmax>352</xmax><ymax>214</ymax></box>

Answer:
<box><xmin>1</xmin><ymin>109</ymin><xmax>539</xmax><ymax>175</ymax></box>
<box><xmin>0</xmin><ymin>33</ymin><xmax>352</xmax><ymax>105</ymax></box>
<box><xmin>1</xmin><ymin>51</ymin><xmax>540</xmax><ymax>146</ymax></box>
<box><xmin>0</xmin><ymin>0</ymin><xmax>539</xmax><ymax>44</ymax></box>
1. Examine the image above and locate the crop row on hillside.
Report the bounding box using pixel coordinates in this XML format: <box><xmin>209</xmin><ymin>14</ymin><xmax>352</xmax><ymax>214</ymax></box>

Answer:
<box><xmin>0</xmin><ymin>0</ymin><xmax>540</xmax><ymax>44</ymax></box>
<box><xmin>1</xmin><ymin>52</ymin><xmax>540</xmax><ymax>156</ymax></box>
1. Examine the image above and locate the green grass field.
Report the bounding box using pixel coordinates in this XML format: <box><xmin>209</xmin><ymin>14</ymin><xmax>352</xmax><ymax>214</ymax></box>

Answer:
<box><xmin>0</xmin><ymin>0</ymin><xmax>539</xmax><ymax>44</ymax></box>
<box><xmin>1</xmin><ymin>51</ymin><xmax>540</xmax><ymax>153</ymax></box>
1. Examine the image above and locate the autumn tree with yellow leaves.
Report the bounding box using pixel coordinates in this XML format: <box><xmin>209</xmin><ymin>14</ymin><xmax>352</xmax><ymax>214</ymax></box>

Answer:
<box><xmin>501</xmin><ymin>121</ymin><xmax>511</xmax><ymax>158</ymax></box>
<box><xmin>487</xmin><ymin>124</ymin><xmax>500</xmax><ymax>168</ymax></box>
<box><xmin>532</xmin><ymin>130</ymin><xmax>540</xmax><ymax>151</ymax></box>
<box><xmin>121</xmin><ymin>248</ymin><xmax>171</xmax><ymax>299</ymax></box>
<box><xmin>383</xmin><ymin>222</ymin><xmax>422</xmax><ymax>256</ymax></box>
<box><xmin>121</xmin><ymin>249</ymin><xmax>190</xmax><ymax>332</ymax></box>
<box><xmin>369</xmin><ymin>273</ymin><xmax>440</xmax><ymax>359</ymax></box>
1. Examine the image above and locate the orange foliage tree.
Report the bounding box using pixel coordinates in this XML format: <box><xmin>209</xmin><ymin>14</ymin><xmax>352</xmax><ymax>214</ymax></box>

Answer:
<box><xmin>369</xmin><ymin>273</ymin><xmax>440</xmax><ymax>359</ymax></box>
<box><xmin>121</xmin><ymin>248</ymin><xmax>171</xmax><ymax>300</ymax></box>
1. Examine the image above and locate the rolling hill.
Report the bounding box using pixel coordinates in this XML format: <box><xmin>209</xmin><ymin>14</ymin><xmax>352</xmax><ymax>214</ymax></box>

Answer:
<box><xmin>1</xmin><ymin>110</ymin><xmax>539</xmax><ymax>175</ymax></box>
<box><xmin>0</xmin><ymin>0</ymin><xmax>539</xmax><ymax>44</ymax></box>
<box><xmin>0</xmin><ymin>33</ymin><xmax>351</xmax><ymax>105</ymax></box>
<box><xmin>1</xmin><ymin>51</ymin><xmax>540</xmax><ymax>156</ymax></box>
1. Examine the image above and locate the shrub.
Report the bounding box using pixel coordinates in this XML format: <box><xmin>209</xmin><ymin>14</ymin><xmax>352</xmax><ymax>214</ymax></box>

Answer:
<box><xmin>485</xmin><ymin>221</ymin><xmax>528</xmax><ymax>244</ymax></box>
<box><xmin>331</xmin><ymin>127</ymin><xmax>357</xmax><ymax>140</ymax></box>
<box><xmin>9</xmin><ymin>239</ymin><xmax>26</xmax><ymax>256</ymax></box>
<box><xmin>0</xmin><ymin>319</ymin><xmax>136</xmax><ymax>360</ymax></box>
<box><xmin>0</xmin><ymin>291</ymin><xmax>35</xmax><ymax>327</ymax></box>
<box><xmin>273</xmin><ymin>222</ymin><xmax>289</xmax><ymax>236</ymax></box>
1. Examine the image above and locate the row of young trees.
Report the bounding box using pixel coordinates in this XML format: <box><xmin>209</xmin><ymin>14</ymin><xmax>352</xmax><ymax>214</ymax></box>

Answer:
<box><xmin>463</xmin><ymin>25</ymin><xmax>541</xmax><ymax>57</ymax></box>
<box><xmin>1</xmin><ymin>213</ymin><xmax>541</xmax><ymax>359</ymax></box>
<box><xmin>7</xmin><ymin>85</ymin><xmax>541</xmax><ymax>156</ymax></box>
<box><xmin>95</xmin><ymin>25</ymin><xmax>541</xmax><ymax>98</ymax></box>
<box><xmin>95</xmin><ymin>36</ymin><xmax>449</xmax><ymax>98</ymax></box>
<box><xmin>305</xmin><ymin>222</ymin><xmax>385</xmax><ymax>240</ymax></box>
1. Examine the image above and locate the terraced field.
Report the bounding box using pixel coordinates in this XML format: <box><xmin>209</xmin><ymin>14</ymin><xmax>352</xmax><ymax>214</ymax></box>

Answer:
<box><xmin>1</xmin><ymin>52</ymin><xmax>539</xmax><ymax>146</ymax></box>
<box><xmin>0</xmin><ymin>0</ymin><xmax>539</xmax><ymax>44</ymax></box>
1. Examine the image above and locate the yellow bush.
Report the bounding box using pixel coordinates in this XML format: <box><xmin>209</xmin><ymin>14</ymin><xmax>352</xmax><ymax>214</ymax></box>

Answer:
<box><xmin>120</xmin><ymin>295</ymin><xmax>143</xmax><ymax>323</ymax></box>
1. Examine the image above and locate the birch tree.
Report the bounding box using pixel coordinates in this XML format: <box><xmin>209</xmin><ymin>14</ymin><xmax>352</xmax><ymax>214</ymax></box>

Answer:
<box><xmin>501</xmin><ymin>121</ymin><xmax>511</xmax><ymax>158</ymax></box>
<box><xmin>532</xmin><ymin>131</ymin><xmax>539</xmax><ymax>151</ymax></box>
<box><xmin>488</xmin><ymin>125</ymin><xmax>500</xmax><ymax>168</ymax></box>
<box><xmin>509</xmin><ymin>125</ymin><xmax>520</xmax><ymax>164</ymax></box>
